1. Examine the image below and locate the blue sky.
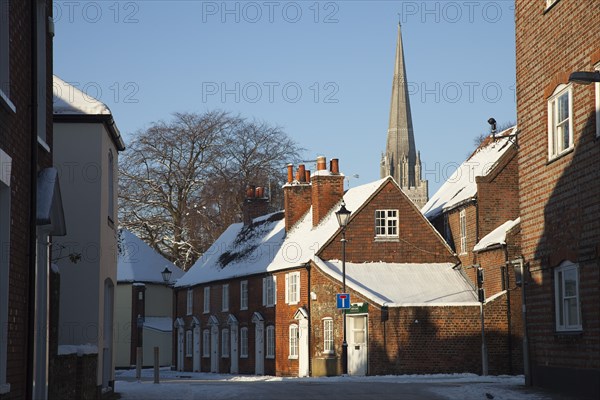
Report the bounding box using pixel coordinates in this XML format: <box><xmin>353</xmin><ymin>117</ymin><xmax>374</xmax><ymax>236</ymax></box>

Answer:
<box><xmin>53</xmin><ymin>0</ymin><xmax>516</xmax><ymax>195</ymax></box>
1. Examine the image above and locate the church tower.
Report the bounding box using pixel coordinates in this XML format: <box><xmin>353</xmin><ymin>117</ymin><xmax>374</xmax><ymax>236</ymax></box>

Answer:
<box><xmin>380</xmin><ymin>23</ymin><xmax>428</xmax><ymax>208</ymax></box>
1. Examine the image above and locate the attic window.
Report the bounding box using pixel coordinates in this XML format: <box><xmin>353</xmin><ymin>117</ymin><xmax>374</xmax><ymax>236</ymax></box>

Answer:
<box><xmin>375</xmin><ymin>210</ymin><xmax>398</xmax><ymax>239</ymax></box>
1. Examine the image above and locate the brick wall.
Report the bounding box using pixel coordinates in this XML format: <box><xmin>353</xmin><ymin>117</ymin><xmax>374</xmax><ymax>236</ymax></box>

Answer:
<box><xmin>48</xmin><ymin>354</ymin><xmax>98</xmax><ymax>400</ymax></box>
<box><xmin>516</xmin><ymin>0</ymin><xmax>600</xmax><ymax>397</ymax></box>
<box><xmin>319</xmin><ymin>180</ymin><xmax>456</xmax><ymax>264</ymax></box>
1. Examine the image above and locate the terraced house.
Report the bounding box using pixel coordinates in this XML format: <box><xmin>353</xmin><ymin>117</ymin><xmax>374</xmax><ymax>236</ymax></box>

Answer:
<box><xmin>173</xmin><ymin>156</ymin><xmax>517</xmax><ymax>377</ymax></box>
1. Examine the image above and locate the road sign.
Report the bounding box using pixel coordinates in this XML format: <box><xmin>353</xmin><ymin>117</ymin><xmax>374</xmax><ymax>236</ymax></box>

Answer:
<box><xmin>336</xmin><ymin>293</ymin><xmax>350</xmax><ymax>309</ymax></box>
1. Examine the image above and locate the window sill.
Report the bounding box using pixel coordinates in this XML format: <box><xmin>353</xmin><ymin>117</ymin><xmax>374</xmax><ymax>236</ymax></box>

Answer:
<box><xmin>374</xmin><ymin>236</ymin><xmax>399</xmax><ymax>242</ymax></box>
<box><xmin>185</xmin><ymin>355</ymin><xmax>192</xmax><ymax>358</ymax></box>
<box><xmin>555</xmin><ymin>328</ymin><xmax>583</xmax><ymax>335</ymax></box>
<box><xmin>240</xmin><ymin>355</ymin><xmax>248</xmax><ymax>359</ymax></box>
<box><xmin>221</xmin><ymin>356</ymin><xmax>229</xmax><ymax>359</ymax></box>
<box><xmin>240</xmin><ymin>307</ymin><xmax>248</xmax><ymax>311</ymax></box>
<box><xmin>322</xmin><ymin>350</ymin><xmax>334</xmax><ymax>355</ymax></box>
<box><xmin>0</xmin><ymin>383</ymin><xmax>10</xmax><ymax>394</ymax></box>
<box><xmin>287</xmin><ymin>356</ymin><xmax>298</xmax><ymax>360</ymax></box>
<box><xmin>547</xmin><ymin>147</ymin><xmax>574</xmax><ymax>165</ymax></box>
<box><xmin>0</xmin><ymin>90</ymin><xmax>16</xmax><ymax>114</ymax></box>
<box><xmin>266</xmin><ymin>356</ymin><xmax>275</xmax><ymax>360</ymax></box>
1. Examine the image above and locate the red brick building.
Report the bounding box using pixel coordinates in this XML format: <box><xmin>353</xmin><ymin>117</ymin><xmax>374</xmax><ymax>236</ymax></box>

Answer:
<box><xmin>422</xmin><ymin>126</ymin><xmax>523</xmax><ymax>375</ymax></box>
<box><xmin>174</xmin><ymin>156</ymin><xmax>517</xmax><ymax>376</ymax></box>
<box><xmin>1</xmin><ymin>1</ymin><xmax>62</xmax><ymax>399</ymax></box>
<box><xmin>515</xmin><ymin>1</ymin><xmax>600</xmax><ymax>397</ymax></box>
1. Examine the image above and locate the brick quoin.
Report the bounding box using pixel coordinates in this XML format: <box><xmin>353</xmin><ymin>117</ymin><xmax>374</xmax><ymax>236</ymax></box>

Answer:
<box><xmin>515</xmin><ymin>0</ymin><xmax>600</xmax><ymax>397</ymax></box>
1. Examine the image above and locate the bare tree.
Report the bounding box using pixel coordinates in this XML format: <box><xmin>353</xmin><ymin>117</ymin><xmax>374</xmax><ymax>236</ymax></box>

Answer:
<box><xmin>119</xmin><ymin>111</ymin><xmax>302</xmax><ymax>269</ymax></box>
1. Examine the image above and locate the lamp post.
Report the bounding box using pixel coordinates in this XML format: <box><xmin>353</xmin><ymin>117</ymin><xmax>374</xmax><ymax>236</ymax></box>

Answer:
<box><xmin>335</xmin><ymin>202</ymin><xmax>351</xmax><ymax>375</ymax></box>
<box><xmin>568</xmin><ymin>71</ymin><xmax>600</xmax><ymax>84</ymax></box>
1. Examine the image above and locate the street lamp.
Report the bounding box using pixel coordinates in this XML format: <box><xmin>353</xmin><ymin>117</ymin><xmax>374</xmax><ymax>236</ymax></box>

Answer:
<box><xmin>335</xmin><ymin>201</ymin><xmax>351</xmax><ymax>375</ymax></box>
<box><xmin>161</xmin><ymin>266</ymin><xmax>172</xmax><ymax>284</ymax></box>
<box><xmin>568</xmin><ymin>71</ymin><xmax>600</xmax><ymax>85</ymax></box>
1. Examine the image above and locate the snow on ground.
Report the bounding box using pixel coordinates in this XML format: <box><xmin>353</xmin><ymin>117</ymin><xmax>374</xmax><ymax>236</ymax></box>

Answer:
<box><xmin>114</xmin><ymin>369</ymin><xmax>556</xmax><ymax>400</ymax></box>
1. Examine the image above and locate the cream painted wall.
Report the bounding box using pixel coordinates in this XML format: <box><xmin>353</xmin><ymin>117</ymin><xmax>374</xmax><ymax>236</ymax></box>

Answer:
<box><xmin>114</xmin><ymin>284</ymin><xmax>132</xmax><ymax>368</ymax></box>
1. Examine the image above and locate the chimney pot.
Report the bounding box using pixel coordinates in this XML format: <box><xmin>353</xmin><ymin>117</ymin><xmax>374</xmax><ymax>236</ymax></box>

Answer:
<box><xmin>305</xmin><ymin>170</ymin><xmax>311</xmax><ymax>183</ymax></box>
<box><xmin>287</xmin><ymin>164</ymin><xmax>293</xmax><ymax>183</ymax></box>
<box><xmin>246</xmin><ymin>185</ymin><xmax>256</xmax><ymax>199</ymax></box>
<box><xmin>316</xmin><ymin>156</ymin><xmax>327</xmax><ymax>171</ymax></box>
<box><xmin>330</xmin><ymin>158</ymin><xmax>339</xmax><ymax>174</ymax></box>
<box><xmin>256</xmin><ymin>187</ymin><xmax>264</xmax><ymax>198</ymax></box>
<box><xmin>298</xmin><ymin>164</ymin><xmax>306</xmax><ymax>183</ymax></box>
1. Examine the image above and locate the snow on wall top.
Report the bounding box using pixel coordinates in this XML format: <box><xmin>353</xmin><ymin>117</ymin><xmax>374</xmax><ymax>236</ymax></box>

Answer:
<box><xmin>473</xmin><ymin>218</ymin><xmax>520</xmax><ymax>252</ymax></box>
<box><xmin>175</xmin><ymin>178</ymin><xmax>390</xmax><ymax>288</ymax></box>
<box><xmin>421</xmin><ymin>126</ymin><xmax>517</xmax><ymax>219</ymax></box>
<box><xmin>117</xmin><ymin>229</ymin><xmax>185</xmax><ymax>284</ymax></box>
<box><xmin>314</xmin><ymin>258</ymin><xmax>477</xmax><ymax>306</ymax></box>
<box><xmin>53</xmin><ymin>75</ymin><xmax>112</xmax><ymax>116</ymax></box>
<box><xmin>143</xmin><ymin>317</ymin><xmax>173</xmax><ymax>333</ymax></box>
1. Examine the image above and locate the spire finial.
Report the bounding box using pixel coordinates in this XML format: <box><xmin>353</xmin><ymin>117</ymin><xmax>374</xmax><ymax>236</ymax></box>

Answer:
<box><xmin>397</xmin><ymin>13</ymin><xmax>401</xmax><ymax>27</ymax></box>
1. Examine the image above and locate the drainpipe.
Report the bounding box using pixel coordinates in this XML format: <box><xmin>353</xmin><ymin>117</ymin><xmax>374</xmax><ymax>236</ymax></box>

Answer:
<box><xmin>503</xmin><ymin>246</ymin><xmax>513</xmax><ymax>375</ymax></box>
<box><xmin>306</xmin><ymin>262</ymin><xmax>311</xmax><ymax>377</ymax></box>
<box><xmin>26</xmin><ymin>1</ymin><xmax>40</xmax><ymax>398</ymax></box>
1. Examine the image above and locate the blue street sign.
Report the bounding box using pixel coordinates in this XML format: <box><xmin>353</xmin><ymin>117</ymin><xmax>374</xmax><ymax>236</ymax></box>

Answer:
<box><xmin>336</xmin><ymin>293</ymin><xmax>350</xmax><ymax>309</ymax></box>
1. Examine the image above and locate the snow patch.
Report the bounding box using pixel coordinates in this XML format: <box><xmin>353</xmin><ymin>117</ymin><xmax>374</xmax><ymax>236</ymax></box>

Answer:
<box><xmin>473</xmin><ymin>218</ymin><xmax>520</xmax><ymax>252</ymax></box>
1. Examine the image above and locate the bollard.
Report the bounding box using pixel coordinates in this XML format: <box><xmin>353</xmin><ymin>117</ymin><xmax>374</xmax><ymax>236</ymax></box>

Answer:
<box><xmin>154</xmin><ymin>346</ymin><xmax>160</xmax><ymax>384</ymax></box>
<box><xmin>136</xmin><ymin>346</ymin><xmax>142</xmax><ymax>381</ymax></box>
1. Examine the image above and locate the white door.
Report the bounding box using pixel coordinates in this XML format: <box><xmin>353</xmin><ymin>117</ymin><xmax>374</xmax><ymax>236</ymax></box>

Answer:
<box><xmin>347</xmin><ymin>315</ymin><xmax>368</xmax><ymax>376</ymax></box>
<box><xmin>193</xmin><ymin>327</ymin><xmax>201</xmax><ymax>372</ymax></box>
<box><xmin>298</xmin><ymin>319</ymin><xmax>309</xmax><ymax>377</ymax></box>
<box><xmin>210</xmin><ymin>325</ymin><xmax>219</xmax><ymax>373</ymax></box>
<box><xmin>177</xmin><ymin>328</ymin><xmax>184</xmax><ymax>371</ymax></box>
<box><xmin>254</xmin><ymin>322</ymin><xmax>264</xmax><ymax>375</ymax></box>
<box><xmin>230</xmin><ymin>324</ymin><xmax>239</xmax><ymax>374</ymax></box>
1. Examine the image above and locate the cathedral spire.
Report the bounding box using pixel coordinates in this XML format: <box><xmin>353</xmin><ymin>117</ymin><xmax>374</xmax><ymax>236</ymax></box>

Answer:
<box><xmin>381</xmin><ymin>23</ymin><xmax>428</xmax><ymax>208</ymax></box>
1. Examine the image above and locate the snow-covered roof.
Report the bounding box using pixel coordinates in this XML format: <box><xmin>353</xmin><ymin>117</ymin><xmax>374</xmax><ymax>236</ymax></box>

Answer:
<box><xmin>175</xmin><ymin>178</ymin><xmax>391</xmax><ymax>288</ymax></box>
<box><xmin>421</xmin><ymin>126</ymin><xmax>517</xmax><ymax>219</ymax></box>
<box><xmin>117</xmin><ymin>229</ymin><xmax>185</xmax><ymax>284</ymax></box>
<box><xmin>143</xmin><ymin>317</ymin><xmax>173</xmax><ymax>333</ymax></box>
<box><xmin>473</xmin><ymin>218</ymin><xmax>520</xmax><ymax>253</ymax></box>
<box><xmin>53</xmin><ymin>75</ymin><xmax>112</xmax><ymax>116</ymax></box>
<box><xmin>314</xmin><ymin>258</ymin><xmax>477</xmax><ymax>306</ymax></box>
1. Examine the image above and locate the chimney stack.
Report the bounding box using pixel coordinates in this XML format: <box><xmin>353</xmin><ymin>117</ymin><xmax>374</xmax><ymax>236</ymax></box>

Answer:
<box><xmin>242</xmin><ymin>185</ymin><xmax>269</xmax><ymax>225</ymax></box>
<box><xmin>283</xmin><ymin>164</ymin><xmax>312</xmax><ymax>232</ymax></box>
<box><xmin>311</xmin><ymin>156</ymin><xmax>344</xmax><ymax>227</ymax></box>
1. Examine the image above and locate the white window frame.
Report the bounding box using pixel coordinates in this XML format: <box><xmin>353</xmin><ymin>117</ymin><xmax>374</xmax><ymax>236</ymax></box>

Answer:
<box><xmin>262</xmin><ymin>276</ymin><xmax>276</xmax><ymax>307</ymax></box>
<box><xmin>0</xmin><ymin>0</ymin><xmax>15</xmax><ymax>113</ymax></box>
<box><xmin>459</xmin><ymin>209</ymin><xmax>467</xmax><ymax>254</ymax></box>
<box><xmin>547</xmin><ymin>84</ymin><xmax>574</xmax><ymax>160</ymax></box>
<box><xmin>285</xmin><ymin>272</ymin><xmax>300</xmax><ymax>305</ymax></box>
<box><xmin>202</xmin><ymin>329</ymin><xmax>210</xmax><ymax>358</ymax></box>
<box><xmin>554</xmin><ymin>261</ymin><xmax>582</xmax><ymax>332</ymax></box>
<box><xmin>0</xmin><ymin>150</ymin><xmax>11</xmax><ymax>394</ymax></box>
<box><xmin>375</xmin><ymin>209</ymin><xmax>399</xmax><ymax>238</ymax></box>
<box><xmin>288</xmin><ymin>324</ymin><xmax>298</xmax><ymax>359</ymax></box>
<box><xmin>266</xmin><ymin>325</ymin><xmax>275</xmax><ymax>359</ymax></box>
<box><xmin>222</xmin><ymin>284</ymin><xmax>229</xmax><ymax>312</ymax></box>
<box><xmin>323</xmin><ymin>318</ymin><xmax>334</xmax><ymax>355</ymax></box>
<box><xmin>595</xmin><ymin>63</ymin><xmax>600</xmax><ymax>138</ymax></box>
<box><xmin>186</xmin><ymin>289</ymin><xmax>193</xmax><ymax>316</ymax></box>
<box><xmin>240</xmin><ymin>327</ymin><xmax>249</xmax><ymax>358</ymax></box>
<box><xmin>221</xmin><ymin>329</ymin><xmax>230</xmax><ymax>358</ymax></box>
<box><xmin>186</xmin><ymin>330</ymin><xmax>193</xmax><ymax>357</ymax></box>
<box><xmin>203</xmin><ymin>287</ymin><xmax>210</xmax><ymax>314</ymax></box>
<box><xmin>240</xmin><ymin>280</ymin><xmax>248</xmax><ymax>310</ymax></box>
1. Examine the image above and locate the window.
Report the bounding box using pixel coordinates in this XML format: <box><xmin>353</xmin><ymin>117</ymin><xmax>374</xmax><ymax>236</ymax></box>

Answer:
<box><xmin>595</xmin><ymin>63</ymin><xmax>600</xmax><ymax>138</ymax></box>
<box><xmin>203</xmin><ymin>287</ymin><xmax>210</xmax><ymax>314</ymax></box>
<box><xmin>548</xmin><ymin>84</ymin><xmax>574</xmax><ymax>159</ymax></box>
<box><xmin>186</xmin><ymin>330</ymin><xmax>193</xmax><ymax>357</ymax></box>
<box><xmin>266</xmin><ymin>325</ymin><xmax>275</xmax><ymax>359</ymax></box>
<box><xmin>554</xmin><ymin>261</ymin><xmax>582</xmax><ymax>332</ymax></box>
<box><xmin>323</xmin><ymin>318</ymin><xmax>334</xmax><ymax>354</ymax></box>
<box><xmin>0</xmin><ymin>0</ymin><xmax>14</xmax><ymax>113</ymax></box>
<box><xmin>202</xmin><ymin>329</ymin><xmax>210</xmax><ymax>357</ymax></box>
<box><xmin>240</xmin><ymin>327</ymin><xmax>248</xmax><ymax>358</ymax></box>
<box><xmin>262</xmin><ymin>276</ymin><xmax>276</xmax><ymax>307</ymax></box>
<box><xmin>289</xmin><ymin>324</ymin><xmax>298</xmax><ymax>359</ymax></box>
<box><xmin>285</xmin><ymin>272</ymin><xmax>300</xmax><ymax>305</ymax></box>
<box><xmin>240</xmin><ymin>280</ymin><xmax>248</xmax><ymax>310</ymax></box>
<box><xmin>186</xmin><ymin>289</ymin><xmax>193</xmax><ymax>315</ymax></box>
<box><xmin>221</xmin><ymin>329</ymin><xmax>230</xmax><ymax>358</ymax></box>
<box><xmin>108</xmin><ymin>150</ymin><xmax>114</xmax><ymax>222</ymax></box>
<box><xmin>459</xmin><ymin>209</ymin><xmax>467</xmax><ymax>254</ymax></box>
<box><xmin>222</xmin><ymin>284</ymin><xmax>229</xmax><ymax>312</ymax></box>
<box><xmin>375</xmin><ymin>210</ymin><xmax>399</xmax><ymax>238</ymax></box>
<box><xmin>0</xmin><ymin>151</ymin><xmax>11</xmax><ymax>394</ymax></box>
